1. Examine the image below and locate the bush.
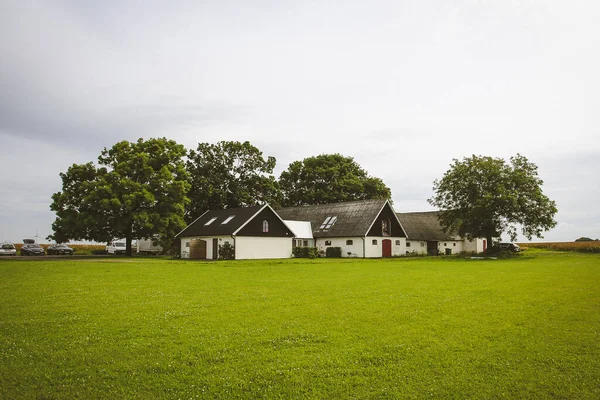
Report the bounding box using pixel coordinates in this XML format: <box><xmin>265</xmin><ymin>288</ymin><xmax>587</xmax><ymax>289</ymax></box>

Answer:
<box><xmin>292</xmin><ymin>247</ymin><xmax>319</xmax><ymax>259</ymax></box>
<box><xmin>219</xmin><ymin>242</ymin><xmax>235</xmax><ymax>260</ymax></box>
<box><xmin>91</xmin><ymin>249</ymin><xmax>107</xmax><ymax>255</ymax></box>
<box><xmin>325</xmin><ymin>247</ymin><xmax>342</xmax><ymax>258</ymax></box>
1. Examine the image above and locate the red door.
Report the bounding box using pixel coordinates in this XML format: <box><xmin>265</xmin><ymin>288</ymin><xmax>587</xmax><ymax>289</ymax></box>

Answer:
<box><xmin>382</xmin><ymin>239</ymin><xmax>392</xmax><ymax>257</ymax></box>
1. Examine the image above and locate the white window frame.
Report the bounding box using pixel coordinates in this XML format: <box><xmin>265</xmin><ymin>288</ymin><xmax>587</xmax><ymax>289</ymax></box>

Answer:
<box><xmin>221</xmin><ymin>215</ymin><xmax>235</xmax><ymax>225</ymax></box>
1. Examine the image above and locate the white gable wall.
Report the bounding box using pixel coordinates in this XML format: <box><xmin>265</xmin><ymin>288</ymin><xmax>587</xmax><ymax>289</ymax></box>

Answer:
<box><xmin>235</xmin><ymin>236</ymin><xmax>292</xmax><ymax>259</ymax></box>
<box><xmin>364</xmin><ymin>236</ymin><xmax>406</xmax><ymax>258</ymax></box>
<box><xmin>406</xmin><ymin>240</ymin><xmax>428</xmax><ymax>255</ymax></box>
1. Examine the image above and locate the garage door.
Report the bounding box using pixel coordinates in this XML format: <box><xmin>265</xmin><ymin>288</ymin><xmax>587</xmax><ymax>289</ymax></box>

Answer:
<box><xmin>189</xmin><ymin>239</ymin><xmax>207</xmax><ymax>259</ymax></box>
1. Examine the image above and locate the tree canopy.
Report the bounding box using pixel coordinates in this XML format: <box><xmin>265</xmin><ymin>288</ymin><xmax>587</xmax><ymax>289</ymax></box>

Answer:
<box><xmin>49</xmin><ymin>138</ymin><xmax>190</xmax><ymax>255</ymax></box>
<box><xmin>428</xmin><ymin>154</ymin><xmax>557</xmax><ymax>246</ymax></box>
<box><xmin>279</xmin><ymin>153</ymin><xmax>391</xmax><ymax>207</ymax></box>
<box><xmin>185</xmin><ymin>141</ymin><xmax>281</xmax><ymax>223</ymax></box>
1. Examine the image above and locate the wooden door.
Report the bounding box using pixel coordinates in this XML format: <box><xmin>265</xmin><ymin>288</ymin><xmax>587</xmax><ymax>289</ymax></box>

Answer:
<box><xmin>189</xmin><ymin>239</ymin><xmax>207</xmax><ymax>259</ymax></box>
<box><xmin>212</xmin><ymin>238</ymin><xmax>219</xmax><ymax>259</ymax></box>
<box><xmin>382</xmin><ymin>239</ymin><xmax>392</xmax><ymax>257</ymax></box>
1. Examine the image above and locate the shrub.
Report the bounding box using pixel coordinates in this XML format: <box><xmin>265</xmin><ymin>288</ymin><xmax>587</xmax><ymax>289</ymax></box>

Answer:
<box><xmin>219</xmin><ymin>242</ymin><xmax>235</xmax><ymax>260</ymax></box>
<box><xmin>292</xmin><ymin>247</ymin><xmax>319</xmax><ymax>259</ymax></box>
<box><xmin>325</xmin><ymin>247</ymin><xmax>342</xmax><ymax>258</ymax></box>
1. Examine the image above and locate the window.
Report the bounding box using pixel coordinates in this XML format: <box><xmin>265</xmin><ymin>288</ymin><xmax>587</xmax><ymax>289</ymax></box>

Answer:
<box><xmin>395</xmin><ymin>240</ymin><xmax>401</xmax><ymax>246</ymax></box>
<box><xmin>421</xmin><ymin>242</ymin><xmax>425</xmax><ymax>247</ymax></box>
<box><xmin>303</xmin><ymin>240</ymin><xmax>308</xmax><ymax>246</ymax></box>
<box><xmin>382</xmin><ymin>219</ymin><xmax>390</xmax><ymax>236</ymax></box>
<box><xmin>185</xmin><ymin>242</ymin><xmax>190</xmax><ymax>248</ymax></box>
<box><xmin>406</xmin><ymin>242</ymin><xmax>411</xmax><ymax>247</ymax></box>
<box><xmin>453</xmin><ymin>243</ymin><xmax>456</xmax><ymax>247</ymax></box>
<box><xmin>346</xmin><ymin>240</ymin><xmax>353</xmax><ymax>245</ymax></box>
<box><xmin>325</xmin><ymin>240</ymin><xmax>332</xmax><ymax>246</ymax></box>
<box><xmin>221</xmin><ymin>215</ymin><xmax>235</xmax><ymax>225</ymax></box>
<box><xmin>204</xmin><ymin>217</ymin><xmax>218</xmax><ymax>226</ymax></box>
<box><xmin>319</xmin><ymin>216</ymin><xmax>338</xmax><ymax>230</ymax></box>
<box><xmin>262</xmin><ymin>220</ymin><xmax>269</xmax><ymax>233</ymax></box>
<box><xmin>444</xmin><ymin>243</ymin><xmax>447</xmax><ymax>246</ymax></box>
<box><xmin>372</xmin><ymin>239</ymin><xmax>377</xmax><ymax>245</ymax></box>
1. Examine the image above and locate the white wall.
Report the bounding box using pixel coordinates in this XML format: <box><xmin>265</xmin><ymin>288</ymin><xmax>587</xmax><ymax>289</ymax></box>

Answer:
<box><xmin>437</xmin><ymin>240</ymin><xmax>463</xmax><ymax>255</ymax></box>
<box><xmin>316</xmin><ymin>237</ymin><xmax>364</xmax><ymax>257</ymax></box>
<box><xmin>235</xmin><ymin>236</ymin><xmax>292</xmax><ymax>259</ymax></box>
<box><xmin>463</xmin><ymin>238</ymin><xmax>487</xmax><ymax>253</ymax></box>
<box><xmin>364</xmin><ymin>236</ymin><xmax>406</xmax><ymax>258</ymax></box>
<box><xmin>180</xmin><ymin>235</ymin><xmax>233</xmax><ymax>259</ymax></box>
<box><xmin>406</xmin><ymin>240</ymin><xmax>428</xmax><ymax>255</ymax></box>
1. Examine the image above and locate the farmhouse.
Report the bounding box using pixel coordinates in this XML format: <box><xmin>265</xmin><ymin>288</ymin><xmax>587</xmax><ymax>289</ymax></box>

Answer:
<box><xmin>176</xmin><ymin>204</ymin><xmax>294</xmax><ymax>260</ymax></box>
<box><xmin>277</xmin><ymin>199</ymin><xmax>407</xmax><ymax>258</ymax></box>
<box><xmin>176</xmin><ymin>199</ymin><xmax>487</xmax><ymax>259</ymax></box>
<box><xmin>396</xmin><ymin>211</ymin><xmax>487</xmax><ymax>255</ymax></box>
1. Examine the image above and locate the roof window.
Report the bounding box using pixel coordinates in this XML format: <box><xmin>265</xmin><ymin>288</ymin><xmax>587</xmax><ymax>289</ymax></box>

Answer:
<box><xmin>319</xmin><ymin>216</ymin><xmax>338</xmax><ymax>230</ymax></box>
<box><xmin>204</xmin><ymin>217</ymin><xmax>218</xmax><ymax>226</ymax></box>
<box><xmin>221</xmin><ymin>215</ymin><xmax>235</xmax><ymax>225</ymax></box>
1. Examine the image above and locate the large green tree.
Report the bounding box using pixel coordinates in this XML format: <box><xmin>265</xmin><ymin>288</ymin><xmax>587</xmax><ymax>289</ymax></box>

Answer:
<box><xmin>428</xmin><ymin>154</ymin><xmax>557</xmax><ymax>247</ymax></box>
<box><xmin>279</xmin><ymin>153</ymin><xmax>391</xmax><ymax>207</ymax></box>
<box><xmin>49</xmin><ymin>138</ymin><xmax>190</xmax><ymax>255</ymax></box>
<box><xmin>185</xmin><ymin>141</ymin><xmax>281</xmax><ymax>222</ymax></box>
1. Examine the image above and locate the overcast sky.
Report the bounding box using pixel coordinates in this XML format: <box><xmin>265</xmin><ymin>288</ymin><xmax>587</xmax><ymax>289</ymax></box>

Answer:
<box><xmin>1</xmin><ymin>0</ymin><xmax>599</xmax><ymax>243</ymax></box>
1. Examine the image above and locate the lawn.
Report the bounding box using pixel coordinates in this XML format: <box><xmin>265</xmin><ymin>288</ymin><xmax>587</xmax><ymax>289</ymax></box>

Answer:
<box><xmin>1</xmin><ymin>250</ymin><xmax>599</xmax><ymax>399</ymax></box>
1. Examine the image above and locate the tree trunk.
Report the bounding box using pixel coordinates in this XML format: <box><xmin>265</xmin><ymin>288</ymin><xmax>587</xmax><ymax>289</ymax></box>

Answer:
<box><xmin>486</xmin><ymin>234</ymin><xmax>493</xmax><ymax>254</ymax></box>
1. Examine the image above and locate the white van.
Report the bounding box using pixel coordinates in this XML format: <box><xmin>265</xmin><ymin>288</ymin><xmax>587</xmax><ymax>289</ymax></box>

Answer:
<box><xmin>106</xmin><ymin>240</ymin><xmax>126</xmax><ymax>255</ymax></box>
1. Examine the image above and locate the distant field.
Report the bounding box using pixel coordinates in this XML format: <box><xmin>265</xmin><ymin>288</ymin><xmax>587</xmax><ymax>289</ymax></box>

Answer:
<box><xmin>1</xmin><ymin>249</ymin><xmax>599</xmax><ymax>398</ymax></box>
<box><xmin>519</xmin><ymin>241</ymin><xmax>600</xmax><ymax>253</ymax></box>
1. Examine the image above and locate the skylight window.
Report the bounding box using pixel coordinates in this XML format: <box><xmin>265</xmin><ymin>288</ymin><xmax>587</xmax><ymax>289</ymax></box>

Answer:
<box><xmin>319</xmin><ymin>216</ymin><xmax>338</xmax><ymax>230</ymax></box>
<box><xmin>204</xmin><ymin>217</ymin><xmax>218</xmax><ymax>226</ymax></box>
<box><xmin>221</xmin><ymin>215</ymin><xmax>235</xmax><ymax>225</ymax></box>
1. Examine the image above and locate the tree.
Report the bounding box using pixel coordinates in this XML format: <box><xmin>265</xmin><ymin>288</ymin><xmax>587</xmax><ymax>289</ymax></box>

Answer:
<box><xmin>185</xmin><ymin>141</ymin><xmax>281</xmax><ymax>222</ymax></box>
<box><xmin>428</xmin><ymin>154</ymin><xmax>557</xmax><ymax>248</ymax></box>
<box><xmin>279</xmin><ymin>153</ymin><xmax>391</xmax><ymax>206</ymax></box>
<box><xmin>575</xmin><ymin>237</ymin><xmax>595</xmax><ymax>242</ymax></box>
<box><xmin>49</xmin><ymin>138</ymin><xmax>190</xmax><ymax>255</ymax></box>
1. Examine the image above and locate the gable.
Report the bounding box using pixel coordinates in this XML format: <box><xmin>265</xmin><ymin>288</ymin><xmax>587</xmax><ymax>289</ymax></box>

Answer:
<box><xmin>366</xmin><ymin>202</ymin><xmax>407</xmax><ymax>237</ymax></box>
<box><xmin>236</xmin><ymin>206</ymin><xmax>294</xmax><ymax>237</ymax></box>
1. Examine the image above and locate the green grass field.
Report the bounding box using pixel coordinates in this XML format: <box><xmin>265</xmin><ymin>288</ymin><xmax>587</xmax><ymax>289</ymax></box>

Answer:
<box><xmin>1</xmin><ymin>250</ymin><xmax>599</xmax><ymax>399</ymax></box>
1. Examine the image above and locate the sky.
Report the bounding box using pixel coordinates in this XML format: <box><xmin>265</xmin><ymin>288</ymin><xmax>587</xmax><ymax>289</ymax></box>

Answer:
<box><xmin>1</xmin><ymin>0</ymin><xmax>599</xmax><ymax>243</ymax></box>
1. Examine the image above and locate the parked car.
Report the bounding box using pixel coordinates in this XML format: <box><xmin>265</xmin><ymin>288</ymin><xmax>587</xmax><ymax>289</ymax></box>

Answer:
<box><xmin>106</xmin><ymin>240</ymin><xmax>126</xmax><ymax>255</ymax></box>
<box><xmin>21</xmin><ymin>239</ymin><xmax>45</xmax><ymax>256</ymax></box>
<box><xmin>498</xmin><ymin>242</ymin><xmax>521</xmax><ymax>252</ymax></box>
<box><xmin>0</xmin><ymin>243</ymin><xmax>17</xmax><ymax>256</ymax></box>
<box><xmin>47</xmin><ymin>243</ymin><xmax>74</xmax><ymax>255</ymax></box>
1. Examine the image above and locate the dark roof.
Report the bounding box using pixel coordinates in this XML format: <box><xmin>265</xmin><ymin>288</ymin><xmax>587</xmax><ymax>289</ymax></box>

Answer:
<box><xmin>396</xmin><ymin>211</ymin><xmax>458</xmax><ymax>241</ymax></box>
<box><xmin>177</xmin><ymin>205</ymin><xmax>264</xmax><ymax>237</ymax></box>
<box><xmin>276</xmin><ymin>199</ymin><xmax>390</xmax><ymax>238</ymax></box>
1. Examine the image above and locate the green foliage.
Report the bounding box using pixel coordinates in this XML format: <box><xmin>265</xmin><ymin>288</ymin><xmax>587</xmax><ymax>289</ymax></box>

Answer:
<box><xmin>279</xmin><ymin>153</ymin><xmax>391</xmax><ymax>206</ymax></box>
<box><xmin>218</xmin><ymin>242</ymin><xmax>235</xmax><ymax>260</ymax></box>
<box><xmin>48</xmin><ymin>138</ymin><xmax>190</xmax><ymax>255</ymax></box>
<box><xmin>575</xmin><ymin>237</ymin><xmax>596</xmax><ymax>242</ymax></box>
<box><xmin>185</xmin><ymin>141</ymin><xmax>281</xmax><ymax>223</ymax></box>
<box><xmin>325</xmin><ymin>246</ymin><xmax>342</xmax><ymax>258</ymax></box>
<box><xmin>429</xmin><ymin>154</ymin><xmax>557</xmax><ymax>245</ymax></box>
<box><xmin>1</xmin><ymin>252</ymin><xmax>599</xmax><ymax>398</ymax></box>
<box><xmin>292</xmin><ymin>246</ymin><xmax>319</xmax><ymax>259</ymax></box>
